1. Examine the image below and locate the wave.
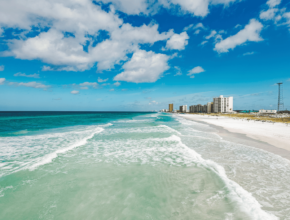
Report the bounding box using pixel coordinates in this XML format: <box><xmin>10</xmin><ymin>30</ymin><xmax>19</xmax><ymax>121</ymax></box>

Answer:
<box><xmin>173</xmin><ymin>135</ymin><xmax>278</xmax><ymax>220</ymax></box>
<box><xmin>29</xmin><ymin>127</ymin><xmax>104</xmax><ymax>171</ymax></box>
<box><xmin>90</xmin><ymin>134</ymin><xmax>277</xmax><ymax>220</ymax></box>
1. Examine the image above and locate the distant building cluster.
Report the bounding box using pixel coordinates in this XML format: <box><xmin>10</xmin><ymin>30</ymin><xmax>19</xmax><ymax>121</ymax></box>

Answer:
<box><xmin>183</xmin><ymin>95</ymin><xmax>233</xmax><ymax>113</ymax></box>
<box><xmin>160</xmin><ymin>95</ymin><xmax>234</xmax><ymax>113</ymax></box>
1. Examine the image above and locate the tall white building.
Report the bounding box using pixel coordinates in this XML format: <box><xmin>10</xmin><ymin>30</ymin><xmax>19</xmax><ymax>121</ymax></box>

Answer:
<box><xmin>179</xmin><ymin>105</ymin><xmax>187</xmax><ymax>112</ymax></box>
<box><xmin>213</xmin><ymin>95</ymin><xmax>233</xmax><ymax>113</ymax></box>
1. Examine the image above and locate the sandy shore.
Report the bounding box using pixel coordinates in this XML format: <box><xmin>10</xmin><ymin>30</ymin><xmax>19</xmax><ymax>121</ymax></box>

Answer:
<box><xmin>179</xmin><ymin>114</ymin><xmax>290</xmax><ymax>160</ymax></box>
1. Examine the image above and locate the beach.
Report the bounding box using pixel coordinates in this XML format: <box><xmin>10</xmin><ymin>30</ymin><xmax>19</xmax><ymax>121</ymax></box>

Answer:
<box><xmin>1</xmin><ymin>112</ymin><xmax>290</xmax><ymax>219</ymax></box>
<box><xmin>179</xmin><ymin>114</ymin><xmax>290</xmax><ymax>160</ymax></box>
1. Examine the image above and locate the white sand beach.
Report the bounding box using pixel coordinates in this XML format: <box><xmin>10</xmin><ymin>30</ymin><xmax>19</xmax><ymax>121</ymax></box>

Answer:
<box><xmin>180</xmin><ymin>114</ymin><xmax>290</xmax><ymax>160</ymax></box>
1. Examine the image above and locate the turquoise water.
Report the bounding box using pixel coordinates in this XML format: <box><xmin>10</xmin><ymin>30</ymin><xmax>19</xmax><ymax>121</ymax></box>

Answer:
<box><xmin>0</xmin><ymin>112</ymin><xmax>290</xmax><ymax>219</ymax></box>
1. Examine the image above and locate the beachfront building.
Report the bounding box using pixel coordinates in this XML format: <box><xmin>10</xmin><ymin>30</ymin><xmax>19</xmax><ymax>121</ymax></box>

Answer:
<box><xmin>169</xmin><ymin>104</ymin><xmax>173</xmax><ymax>112</ymax></box>
<box><xmin>207</xmin><ymin>102</ymin><xmax>213</xmax><ymax>113</ymax></box>
<box><xmin>213</xmin><ymin>95</ymin><xmax>233</xmax><ymax>113</ymax></box>
<box><xmin>179</xmin><ymin>105</ymin><xmax>187</xmax><ymax>112</ymax></box>
<box><xmin>189</xmin><ymin>104</ymin><xmax>208</xmax><ymax>113</ymax></box>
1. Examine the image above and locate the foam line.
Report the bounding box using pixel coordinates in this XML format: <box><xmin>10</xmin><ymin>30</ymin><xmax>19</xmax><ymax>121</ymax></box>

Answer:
<box><xmin>171</xmin><ymin>135</ymin><xmax>278</xmax><ymax>220</ymax></box>
<box><xmin>29</xmin><ymin>127</ymin><xmax>104</xmax><ymax>171</ymax></box>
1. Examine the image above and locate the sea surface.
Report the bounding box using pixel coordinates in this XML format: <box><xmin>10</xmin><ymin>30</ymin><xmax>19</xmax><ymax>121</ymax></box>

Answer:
<box><xmin>0</xmin><ymin>112</ymin><xmax>290</xmax><ymax>220</ymax></box>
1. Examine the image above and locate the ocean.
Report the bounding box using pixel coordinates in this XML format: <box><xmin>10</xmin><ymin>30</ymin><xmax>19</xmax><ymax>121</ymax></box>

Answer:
<box><xmin>0</xmin><ymin>112</ymin><xmax>289</xmax><ymax>220</ymax></box>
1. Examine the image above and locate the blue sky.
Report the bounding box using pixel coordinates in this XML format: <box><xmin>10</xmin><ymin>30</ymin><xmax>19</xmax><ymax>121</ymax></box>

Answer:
<box><xmin>0</xmin><ymin>0</ymin><xmax>289</xmax><ymax>111</ymax></box>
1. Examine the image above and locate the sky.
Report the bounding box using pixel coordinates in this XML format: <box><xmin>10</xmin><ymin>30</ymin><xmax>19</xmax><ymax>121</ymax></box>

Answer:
<box><xmin>0</xmin><ymin>0</ymin><xmax>289</xmax><ymax>111</ymax></box>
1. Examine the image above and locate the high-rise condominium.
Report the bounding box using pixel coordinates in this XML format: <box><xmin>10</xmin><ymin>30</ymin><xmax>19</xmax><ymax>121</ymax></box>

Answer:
<box><xmin>169</xmin><ymin>104</ymin><xmax>173</xmax><ymax>112</ymax></box>
<box><xmin>213</xmin><ymin>95</ymin><xmax>233</xmax><ymax>113</ymax></box>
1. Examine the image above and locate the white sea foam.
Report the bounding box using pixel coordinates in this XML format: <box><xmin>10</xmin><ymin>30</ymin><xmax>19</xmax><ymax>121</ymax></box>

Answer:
<box><xmin>29</xmin><ymin>127</ymin><xmax>104</xmax><ymax>170</ymax></box>
<box><xmin>102</xmin><ymin>123</ymin><xmax>113</xmax><ymax>127</ymax></box>
<box><xmin>113</xmin><ymin>119</ymin><xmax>152</xmax><ymax>123</ymax></box>
<box><xmin>171</xmin><ymin>136</ymin><xmax>278</xmax><ymax>220</ymax></box>
<box><xmin>88</xmin><ymin>133</ymin><xmax>277</xmax><ymax>220</ymax></box>
<box><xmin>103</xmin><ymin>125</ymin><xmax>181</xmax><ymax>135</ymax></box>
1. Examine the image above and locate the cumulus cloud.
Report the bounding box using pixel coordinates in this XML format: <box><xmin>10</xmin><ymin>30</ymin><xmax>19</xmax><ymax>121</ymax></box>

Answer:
<box><xmin>79</xmin><ymin>82</ymin><xmax>98</xmax><ymax>89</ymax></box>
<box><xmin>71</xmin><ymin>90</ymin><xmax>79</xmax><ymax>94</ymax></box>
<box><xmin>98</xmin><ymin>77</ymin><xmax>108</xmax><ymax>83</ymax></box>
<box><xmin>110</xmin><ymin>88</ymin><xmax>114</xmax><ymax>91</ymax></box>
<box><xmin>183</xmin><ymin>22</ymin><xmax>206</xmax><ymax>32</ymax></box>
<box><xmin>266</xmin><ymin>0</ymin><xmax>281</xmax><ymax>8</ymax></box>
<box><xmin>0</xmin><ymin>65</ymin><xmax>4</xmax><ymax>71</ymax></box>
<box><xmin>214</xmin><ymin>19</ymin><xmax>263</xmax><ymax>53</ymax></box>
<box><xmin>99</xmin><ymin>0</ymin><xmax>149</xmax><ymax>15</ymax></box>
<box><xmin>42</xmin><ymin>66</ymin><xmax>54</xmax><ymax>71</ymax></box>
<box><xmin>0</xmin><ymin>78</ymin><xmax>5</xmax><ymax>85</ymax></box>
<box><xmin>194</xmin><ymin>29</ymin><xmax>201</xmax><ymax>35</ymax></box>
<box><xmin>166</xmin><ymin>32</ymin><xmax>189</xmax><ymax>50</ymax></box>
<box><xmin>14</xmin><ymin>72</ymin><xmax>40</xmax><ymax>78</ymax></box>
<box><xmin>160</xmin><ymin>0</ymin><xmax>238</xmax><ymax>17</ymax></box>
<box><xmin>114</xmin><ymin>50</ymin><xmax>169</xmax><ymax>83</ymax></box>
<box><xmin>114</xmin><ymin>82</ymin><xmax>121</xmax><ymax>86</ymax></box>
<box><xmin>187</xmin><ymin>66</ymin><xmax>205</xmax><ymax>78</ymax></box>
<box><xmin>260</xmin><ymin>8</ymin><xmax>278</xmax><ymax>20</ymax></box>
<box><xmin>1</xmin><ymin>0</ymin><xmax>174</xmax><ymax>72</ymax></box>
<box><xmin>205</xmin><ymin>30</ymin><xmax>217</xmax><ymax>39</ymax></box>
<box><xmin>9</xmin><ymin>81</ymin><xmax>50</xmax><ymax>90</ymax></box>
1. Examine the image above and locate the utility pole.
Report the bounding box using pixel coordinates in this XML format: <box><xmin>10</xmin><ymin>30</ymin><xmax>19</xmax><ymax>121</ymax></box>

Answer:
<box><xmin>277</xmin><ymin>82</ymin><xmax>284</xmax><ymax>112</ymax></box>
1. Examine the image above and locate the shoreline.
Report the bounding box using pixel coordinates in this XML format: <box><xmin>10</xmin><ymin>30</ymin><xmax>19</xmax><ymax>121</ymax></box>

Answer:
<box><xmin>179</xmin><ymin>114</ymin><xmax>290</xmax><ymax>161</ymax></box>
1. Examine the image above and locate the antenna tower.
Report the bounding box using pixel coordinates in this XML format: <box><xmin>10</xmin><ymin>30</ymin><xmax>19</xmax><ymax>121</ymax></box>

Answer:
<box><xmin>277</xmin><ymin>82</ymin><xmax>284</xmax><ymax>112</ymax></box>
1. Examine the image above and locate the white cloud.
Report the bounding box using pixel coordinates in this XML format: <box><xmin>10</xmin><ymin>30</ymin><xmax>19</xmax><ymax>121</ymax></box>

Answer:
<box><xmin>266</xmin><ymin>0</ymin><xmax>281</xmax><ymax>8</ymax></box>
<box><xmin>1</xmin><ymin>0</ymin><xmax>173</xmax><ymax>72</ymax></box>
<box><xmin>114</xmin><ymin>82</ymin><xmax>121</xmax><ymax>86</ymax></box>
<box><xmin>14</xmin><ymin>72</ymin><xmax>40</xmax><ymax>78</ymax></box>
<box><xmin>243</xmin><ymin>51</ymin><xmax>255</xmax><ymax>56</ymax></box>
<box><xmin>174</xmin><ymin>66</ymin><xmax>182</xmax><ymax>76</ymax></box>
<box><xmin>160</xmin><ymin>0</ymin><xmax>238</xmax><ymax>17</ymax></box>
<box><xmin>194</xmin><ymin>29</ymin><xmax>201</xmax><ymax>35</ymax></box>
<box><xmin>98</xmin><ymin>77</ymin><xmax>108</xmax><ymax>83</ymax></box>
<box><xmin>0</xmin><ymin>78</ymin><xmax>5</xmax><ymax>85</ymax></box>
<box><xmin>0</xmin><ymin>65</ymin><xmax>4</xmax><ymax>71</ymax></box>
<box><xmin>80</xmin><ymin>87</ymin><xmax>88</xmax><ymax>90</ymax></box>
<box><xmin>183</xmin><ymin>22</ymin><xmax>205</xmax><ymax>32</ymax></box>
<box><xmin>260</xmin><ymin>8</ymin><xmax>278</xmax><ymax>20</ymax></box>
<box><xmin>282</xmin><ymin>12</ymin><xmax>290</xmax><ymax>27</ymax></box>
<box><xmin>160</xmin><ymin>0</ymin><xmax>209</xmax><ymax>17</ymax></box>
<box><xmin>114</xmin><ymin>50</ymin><xmax>169</xmax><ymax>83</ymax></box>
<box><xmin>9</xmin><ymin>81</ymin><xmax>50</xmax><ymax>90</ymax></box>
<box><xmin>200</xmin><ymin>41</ymin><xmax>208</xmax><ymax>45</ymax></box>
<box><xmin>214</xmin><ymin>19</ymin><xmax>263</xmax><ymax>53</ymax></box>
<box><xmin>99</xmin><ymin>0</ymin><xmax>149</xmax><ymax>15</ymax></box>
<box><xmin>110</xmin><ymin>88</ymin><xmax>114</xmax><ymax>91</ymax></box>
<box><xmin>205</xmin><ymin>30</ymin><xmax>217</xmax><ymax>39</ymax></box>
<box><xmin>42</xmin><ymin>66</ymin><xmax>53</xmax><ymax>71</ymax></box>
<box><xmin>166</xmin><ymin>32</ymin><xmax>189</xmax><ymax>50</ymax></box>
<box><xmin>187</xmin><ymin>66</ymin><xmax>205</xmax><ymax>78</ymax></box>
<box><xmin>71</xmin><ymin>90</ymin><xmax>79</xmax><ymax>94</ymax></box>
<box><xmin>235</xmin><ymin>24</ymin><xmax>242</xmax><ymax>29</ymax></box>
<box><xmin>79</xmin><ymin>82</ymin><xmax>98</xmax><ymax>88</ymax></box>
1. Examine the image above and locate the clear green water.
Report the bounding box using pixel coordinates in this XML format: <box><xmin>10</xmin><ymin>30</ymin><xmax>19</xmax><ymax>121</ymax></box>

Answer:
<box><xmin>0</xmin><ymin>112</ymin><xmax>289</xmax><ymax>219</ymax></box>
